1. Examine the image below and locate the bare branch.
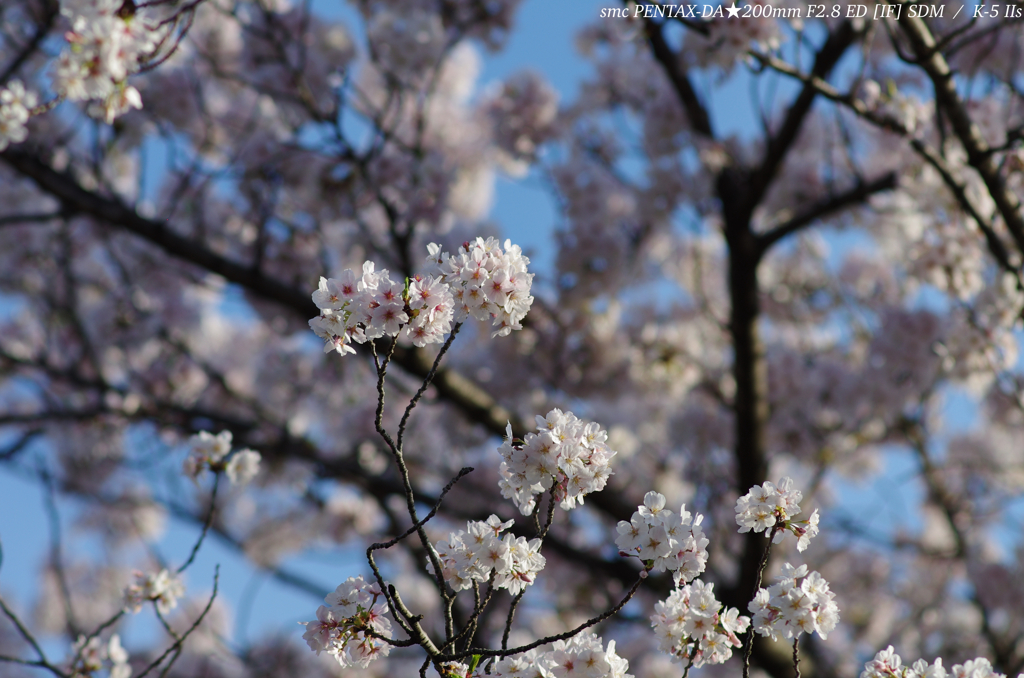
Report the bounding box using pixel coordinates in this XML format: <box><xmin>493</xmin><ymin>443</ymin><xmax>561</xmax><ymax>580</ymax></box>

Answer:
<box><xmin>756</xmin><ymin>172</ymin><xmax>899</xmax><ymax>255</ymax></box>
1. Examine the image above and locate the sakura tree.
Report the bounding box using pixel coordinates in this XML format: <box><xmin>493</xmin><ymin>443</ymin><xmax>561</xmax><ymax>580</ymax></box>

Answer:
<box><xmin>2</xmin><ymin>0</ymin><xmax>1024</xmax><ymax>677</ymax></box>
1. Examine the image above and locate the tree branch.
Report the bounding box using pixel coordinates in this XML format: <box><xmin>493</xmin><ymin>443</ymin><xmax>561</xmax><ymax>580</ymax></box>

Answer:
<box><xmin>892</xmin><ymin>1</ymin><xmax>1024</xmax><ymax>255</ymax></box>
<box><xmin>747</xmin><ymin>20</ymin><xmax>860</xmax><ymax>214</ymax></box>
<box><xmin>643</xmin><ymin>19</ymin><xmax>714</xmax><ymax>138</ymax></box>
<box><xmin>756</xmin><ymin>171</ymin><xmax>898</xmax><ymax>256</ymax></box>
<box><xmin>0</xmin><ymin>147</ymin><xmax>523</xmax><ymax>439</ymax></box>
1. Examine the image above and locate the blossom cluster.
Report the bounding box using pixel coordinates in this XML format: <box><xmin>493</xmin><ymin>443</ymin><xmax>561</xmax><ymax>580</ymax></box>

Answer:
<box><xmin>491</xmin><ymin>632</ymin><xmax>631</xmax><ymax>678</ymax></box>
<box><xmin>300</xmin><ymin>575</ymin><xmax>393</xmax><ymax>669</ymax></box>
<box><xmin>426</xmin><ymin>237</ymin><xmax>535</xmax><ymax>337</ymax></box>
<box><xmin>54</xmin><ymin>0</ymin><xmax>164</xmax><ymax>122</ymax></box>
<box><xmin>858</xmin><ymin>80</ymin><xmax>931</xmax><ymax>134</ymax></box>
<box><xmin>69</xmin><ymin>633</ymin><xmax>130</xmax><ymax>678</ymax></box>
<box><xmin>861</xmin><ymin>647</ymin><xmax>1020</xmax><ymax>678</ymax></box>
<box><xmin>183</xmin><ymin>430</ymin><xmax>262</xmax><ymax>486</ymax></box>
<box><xmin>615</xmin><ymin>491</ymin><xmax>709</xmax><ymax>585</ymax></box>
<box><xmin>497</xmin><ymin>409</ymin><xmax>616</xmax><ymax>515</ymax></box>
<box><xmin>123</xmin><ymin>568</ymin><xmax>185</xmax><ymax>614</ymax></box>
<box><xmin>0</xmin><ymin>80</ymin><xmax>37</xmax><ymax>151</ymax></box>
<box><xmin>433</xmin><ymin>515</ymin><xmax>546</xmax><ymax>594</ymax></box>
<box><xmin>310</xmin><ymin>239</ymin><xmax>534</xmax><ymax>356</ymax></box>
<box><xmin>749</xmin><ymin>563</ymin><xmax>840</xmax><ymax>641</ymax></box>
<box><xmin>310</xmin><ymin>260</ymin><xmax>454</xmax><ymax>353</ymax></box>
<box><xmin>650</xmin><ymin>580</ymin><xmax>749</xmax><ymax>668</ymax></box>
<box><xmin>484</xmin><ymin>71</ymin><xmax>558</xmax><ymax>166</ymax></box>
<box><xmin>367</xmin><ymin>10</ymin><xmax>446</xmax><ymax>82</ymax></box>
<box><xmin>735</xmin><ymin>476</ymin><xmax>819</xmax><ymax>552</ymax></box>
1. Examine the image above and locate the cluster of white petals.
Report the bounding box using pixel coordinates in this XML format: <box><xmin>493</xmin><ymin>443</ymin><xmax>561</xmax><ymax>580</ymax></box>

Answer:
<box><xmin>70</xmin><ymin>634</ymin><xmax>130</xmax><ymax>678</ymax></box>
<box><xmin>650</xmin><ymin>580</ymin><xmax>749</xmax><ymax>668</ymax></box>
<box><xmin>427</xmin><ymin>237</ymin><xmax>535</xmax><ymax>337</ymax></box>
<box><xmin>615</xmin><ymin>491</ymin><xmax>709</xmax><ymax>585</ymax></box>
<box><xmin>311</xmin><ymin>261</ymin><xmax>437</xmax><ymax>353</ymax></box>
<box><xmin>940</xmin><ymin>274</ymin><xmax>1024</xmax><ymax>394</ymax></box>
<box><xmin>735</xmin><ymin>476</ymin><xmax>819</xmax><ymax>551</ymax></box>
<box><xmin>861</xmin><ymin>646</ymin><xmax>1024</xmax><ymax>678</ymax></box>
<box><xmin>437</xmin><ymin>661</ymin><xmax>470</xmax><ymax>677</ymax></box>
<box><xmin>434</xmin><ymin>515</ymin><xmax>546</xmax><ymax>594</ymax></box>
<box><xmin>492</xmin><ymin>632</ymin><xmax>631</xmax><ymax>678</ymax></box>
<box><xmin>123</xmin><ymin>568</ymin><xmax>185</xmax><ymax>614</ymax></box>
<box><xmin>858</xmin><ymin>80</ymin><xmax>931</xmax><ymax>134</ymax></box>
<box><xmin>54</xmin><ymin>0</ymin><xmax>164</xmax><ymax>122</ymax></box>
<box><xmin>311</xmin><ymin>238</ymin><xmax>533</xmax><ymax>354</ymax></box>
<box><xmin>225</xmin><ymin>449</ymin><xmax>262</xmax><ymax>486</ymax></box>
<box><xmin>908</xmin><ymin>220</ymin><xmax>986</xmax><ymax>301</ymax></box>
<box><xmin>183</xmin><ymin>430</ymin><xmax>231</xmax><ymax>477</ymax></box>
<box><xmin>300</xmin><ymin>575</ymin><xmax>392</xmax><ymax>669</ymax></box>
<box><xmin>749</xmin><ymin>563</ymin><xmax>839</xmax><ymax>641</ymax></box>
<box><xmin>183</xmin><ymin>430</ymin><xmax>262</xmax><ymax>485</ymax></box>
<box><xmin>497</xmin><ymin>409</ymin><xmax>616</xmax><ymax>515</ymax></box>
<box><xmin>0</xmin><ymin>80</ymin><xmax>37</xmax><ymax>151</ymax></box>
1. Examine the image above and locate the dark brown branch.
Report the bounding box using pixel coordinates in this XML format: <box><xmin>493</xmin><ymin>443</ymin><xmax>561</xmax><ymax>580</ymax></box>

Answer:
<box><xmin>0</xmin><ymin>147</ymin><xmax>523</xmax><ymax>440</ymax></box>
<box><xmin>750</xmin><ymin>47</ymin><xmax>1023</xmax><ymax>284</ymax></box>
<box><xmin>747</xmin><ymin>20</ymin><xmax>860</xmax><ymax>215</ymax></box>
<box><xmin>756</xmin><ymin>172</ymin><xmax>898</xmax><ymax>256</ymax></box>
<box><xmin>892</xmin><ymin>2</ymin><xmax>1024</xmax><ymax>255</ymax></box>
<box><xmin>0</xmin><ymin>0</ymin><xmax>59</xmax><ymax>85</ymax></box>
<box><xmin>0</xmin><ymin>212</ymin><xmax>63</xmax><ymax>228</ymax></box>
<box><xmin>643</xmin><ymin>19</ymin><xmax>714</xmax><ymax>138</ymax></box>
<box><xmin>447</xmin><ymin>576</ymin><xmax>645</xmax><ymax>662</ymax></box>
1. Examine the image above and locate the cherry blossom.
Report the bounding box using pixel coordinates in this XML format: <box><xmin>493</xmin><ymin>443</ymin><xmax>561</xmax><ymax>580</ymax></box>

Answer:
<box><xmin>748</xmin><ymin>563</ymin><xmax>840</xmax><ymax>641</ymax></box>
<box><xmin>616</xmin><ymin>491</ymin><xmax>709</xmax><ymax>585</ymax></box>
<box><xmin>299</xmin><ymin>575</ymin><xmax>393</xmax><ymax>669</ymax></box>
<box><xmin>497</xmin><ymin>410</ymin><xmax>616</xmax><ymax>515</ymax></box>
<box><xmin>123</xmin><ymin>568</ymin><xmax>185</xmax><ymax>614</ymax></box>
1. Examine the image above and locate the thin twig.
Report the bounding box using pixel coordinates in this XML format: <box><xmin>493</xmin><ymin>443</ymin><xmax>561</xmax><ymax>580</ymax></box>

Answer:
<box><xmin>370</xmin><ymin>339</ymin><xmax>451</xmax><ymax>629</ymax></box>
<box><xmin>397</xmin><ymin>323</ymin><xmax>463</xmax><ymax>450</ymax></box>
<box><xmin>450</xmin><ymin>572</ymin><xmax>498</xmax><ymax>652</ymax></box>
<box><xmin>743</xmin><ymin>526</ymin><xmax>780</xmax><ymax>678</ymax></box>
<box><xmin>177</xmin><ymin>472</ymin><xmax>220</xmax><ymax>574</ymax></box>
<box><xmin>134</xmin><ymin>565</ymin><xmax>221</xmax><ymax>678</ymax></box>
<box><xmin>0</xmin><ymin>597</ymin><xmax>53</xmax><ymax>667</ymax></box>
<box><xmin>500</xmin><ymin>590</ymin><xmax>526</xmax><ymax>651</ymax></box>
<box><xmin>448</xmin><ymin>576</ymin><xmax>645</xmax><ymax>661</ymax></box>
<box><xmin>366</xmin><ymin>467</ymin><xmax>472</xmax><ymax>639</ymax></box>
<box><xmin>40</xmin><ymin>469</ymin><xmax>78</xmax><ymax>637</ymax></box>
<box><xmin>682</xmin><ymin>641</ymin><xmax>699</xmax><ymax>678</ymax></box>
<box><xmin>366</xmin><ymin>467</ymin><xmax>473</xmax><ymax>554</ymax></box>
<box><xmin>502</xmin><ymin>487</ymin><xmax>558</xmax><ymax>649</ymax></box>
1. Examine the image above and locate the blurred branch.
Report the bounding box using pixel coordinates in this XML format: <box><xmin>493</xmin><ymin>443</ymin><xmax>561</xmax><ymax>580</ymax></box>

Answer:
<box><xmin>749</xmin><ymin>47</ymin><xmax>1024</xmax><ymax>285</ymax></box>
<box><xmin>892</xmin><ymin>3</ymin><xmax>1024</xmax><ymax>255</ymax></box>
<box><xmin>756</xmin><ymin>172</ymin><xmax>898</xmax><ymax>255</ymax></box>
<box><xmin>0</xmin><ymin>595</ymin><xmax>68</xmax><ymax>678</ymax></box>
<box><xmin>0</xmin><ymin>212</ymin><xmax>63</xmax><ymax>228</ymax></box>
<box><xmin>747</xmin><ymin>20</ymin><xmax>860</xmax><ymax>215</ymax></box>
<box><xmin>0</xmin><ymin>148</ymin><xmax>524</xmax><ymax>440</ymax></box>
<box><xmin>0</xmin><ymin>0</ymin><xmax>58</xmax><ymax>85</ymax></box>
<box><xmin>642</xmin><ymin>19</ymin><xmax>714</xmax><ymax>138</ymax></box>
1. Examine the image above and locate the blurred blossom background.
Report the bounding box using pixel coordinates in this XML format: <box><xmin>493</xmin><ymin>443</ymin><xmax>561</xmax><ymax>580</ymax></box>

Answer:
<box><xmin>4</xmin><ymin>0</ymin><xmax>1024</xmax><ymax>677</ymax></box>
